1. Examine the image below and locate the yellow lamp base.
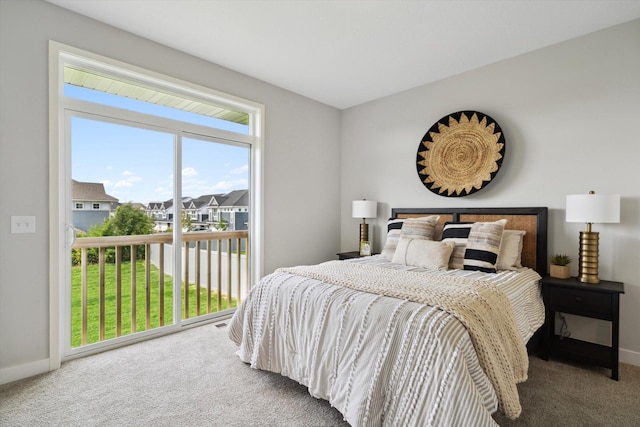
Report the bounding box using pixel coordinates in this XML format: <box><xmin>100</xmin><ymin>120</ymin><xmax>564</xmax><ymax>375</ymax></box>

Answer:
<box><xmin>359</xmin><ymin>222</ymin><xmax>369</xmax><ymax>243</ymax></box>
<box><xmin>577</xmin><ymin>231</ymin><xmax>600</xmax><ymax>284</ymax></box>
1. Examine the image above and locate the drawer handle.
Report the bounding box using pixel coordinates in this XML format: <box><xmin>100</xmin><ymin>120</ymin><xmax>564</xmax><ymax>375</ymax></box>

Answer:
<box><xmin>575</xmin><ymin>296</ymin><xmax>583</xmax><ymax>303</ymax></box>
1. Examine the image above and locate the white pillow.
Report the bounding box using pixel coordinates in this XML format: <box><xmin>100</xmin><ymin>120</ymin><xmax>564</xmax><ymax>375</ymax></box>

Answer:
<box><xmin>380</xmin><ymin>215</ymin><xmax>439</xmax><ymax>260</ymax></box>
<box><xmin>392</xmin><ymin>238</ymin><xmax>455</xmax><ymax>270</ymax></box>
<box><xmin>399</xmin><ymin>216</ymin><xmax>439</xmax><ymax>241</ymax></box>
<box><xmin>496</xmin><ymin>230</ymin><xmax>526</xmax><ymax>270</ymax></box>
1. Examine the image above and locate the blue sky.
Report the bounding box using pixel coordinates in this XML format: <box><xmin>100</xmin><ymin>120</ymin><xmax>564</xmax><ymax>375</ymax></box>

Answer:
<box><xmin>68</xmin><ymin>85</ymin><xmax>249</xmax><ymax>204</ymax></box>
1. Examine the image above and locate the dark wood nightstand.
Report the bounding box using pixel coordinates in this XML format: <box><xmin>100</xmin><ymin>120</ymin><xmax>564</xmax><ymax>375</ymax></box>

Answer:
<box><xmin>337</xmin><ymin>251</ymin><xmax>364</xmax><ymax>260</ymax></box>
<box><xmin>541</xmin><ymin>276</ymin><xmax>625</xmax><ymax>380</ymax></box>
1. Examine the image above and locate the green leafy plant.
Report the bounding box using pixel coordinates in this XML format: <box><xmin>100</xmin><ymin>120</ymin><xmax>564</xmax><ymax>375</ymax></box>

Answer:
<box><xmin>550</xmin><ymin>254</ymin><xmax>572</xmax><ymax>266</ymax></box>
<box><xmin>72</xmin><ymin>204</ymin><xmax>155</xmax><ymax>265</ymax></box>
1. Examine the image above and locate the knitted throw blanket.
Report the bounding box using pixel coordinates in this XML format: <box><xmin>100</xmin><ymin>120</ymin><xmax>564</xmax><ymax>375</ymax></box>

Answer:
<box><xmin>278</xmin><ymin>261</ymin><xmax>528</xmax><ymax>419</ymax></box>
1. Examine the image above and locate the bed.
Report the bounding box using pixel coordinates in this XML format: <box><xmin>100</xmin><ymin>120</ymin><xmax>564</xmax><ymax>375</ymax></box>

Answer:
<box><xmin>228</xmin><ymin>207</ymin><xmax>548</xmax><ymax>426</ymax></box>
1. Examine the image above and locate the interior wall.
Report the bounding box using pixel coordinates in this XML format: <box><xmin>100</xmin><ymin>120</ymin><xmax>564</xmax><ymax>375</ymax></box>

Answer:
<box><xmin>340</xmin><ymin>19</ymin><xmax>640</xmax><ymax>364</ymax></box>
<box><xmin>0</xmin><ymin>0</ymin><xmax>341</xmax><ymax>382</ymax></box>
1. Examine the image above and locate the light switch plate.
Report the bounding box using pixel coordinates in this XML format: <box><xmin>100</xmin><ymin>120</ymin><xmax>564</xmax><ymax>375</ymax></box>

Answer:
<box><xmin>11</xmin><ymin>216</ymin><xmax>36</xmax><ymax>234</ymax></box>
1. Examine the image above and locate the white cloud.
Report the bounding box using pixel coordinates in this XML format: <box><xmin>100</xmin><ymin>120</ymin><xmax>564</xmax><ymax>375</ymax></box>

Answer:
<box><xmin>112</xmin><ymin>173</ymin><xmax>142</xmax><ymax>188</ymax></box>
<box><xmin>183</xmin><ymin>177</ymin><xmax>209</xmax><ymax>194</ymax></box>
<box><xmin>123</xmin><ymin>170</ymin><xmax>134</xmax><ymax>176</ymax></box>
<box><xmin>114</xmin><ymin>179</ymin><xmax>133</xmax><ymax>188</ymax></box>
<box><xmin>211</xmin><ymin>179</ymin><xmax>248</xmax><ymax>192</ymax></box>
<box><xmin>182</xmin><ymin>167</ymin><xmax>198</xmax><ymax>176</ymax></box>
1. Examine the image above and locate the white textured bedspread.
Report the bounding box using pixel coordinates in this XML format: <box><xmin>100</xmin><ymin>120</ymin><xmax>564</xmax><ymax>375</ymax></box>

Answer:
<box><xmin>228</xmin><ymin>261</ymin><xmax>543</xmax><ymax>427</ymax></box>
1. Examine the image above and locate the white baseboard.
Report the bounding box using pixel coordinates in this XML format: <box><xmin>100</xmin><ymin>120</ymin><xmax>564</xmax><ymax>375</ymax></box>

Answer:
<box><xmin>620</xmin><ymin>348</ymin><xmax>640</xmax><ymax>367</ymax></box>
<box><xmin>0</xmin><ymin>358</ymin><xmax>50</xmax><ymax>385</ymax></box>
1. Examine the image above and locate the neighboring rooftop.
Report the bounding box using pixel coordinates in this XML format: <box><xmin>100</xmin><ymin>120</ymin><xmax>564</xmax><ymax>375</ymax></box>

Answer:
<box><xmin>72</xmin><ymin>179</ymin><xmax>118</xmax><ymax>203</ymax></box>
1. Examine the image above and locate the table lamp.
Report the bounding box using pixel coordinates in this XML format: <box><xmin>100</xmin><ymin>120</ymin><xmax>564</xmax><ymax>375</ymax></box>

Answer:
<box><xmin>566</xmin><ymin>191</ymin><xmax>620</xmax><ymax>283</ymax></box>
<box><xmin>352</xmin><ymin>200</ymin><xmax>377</xmax><ymax>254</ymax></box>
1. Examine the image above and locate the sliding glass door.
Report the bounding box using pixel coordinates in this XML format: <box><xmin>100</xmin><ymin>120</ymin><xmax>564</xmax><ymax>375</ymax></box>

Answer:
<box><xmin>65</xmin><ymin>114</ymin><xmax>252</xmax><ymax>357</ymax></box>
<box><xmin>51</xmin><ymin>43</ymin><xmax>263</xmax><ymax>363</ymax></box>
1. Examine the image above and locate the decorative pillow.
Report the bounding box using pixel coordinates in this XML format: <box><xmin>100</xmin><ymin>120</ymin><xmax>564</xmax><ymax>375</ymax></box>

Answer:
<box><xmin>380</xmin><ymin>216</ymin><xmax>439</xmax><ymax>259</ymax></box>
<box><xmin>392</xmin><ymin>238</ymin><xmax>455</xmax><ymax>270</ymax></box>
<box><xmin>380</xmin><ymin>218</ymin><xmax>405</xmax><ymax>259</ymax></box>
<box><xmin>441</xmin><ymin>222</ymin><xmax>473</xmax><ymax>269</ymax></box>
<box><xmin>463</xmin><ymin>219</ymin><xmax>507</xmax><ymax>273</ymax></box>
<box><xmin>399</xmin><ymin>216</ymin><xmax>439</xmax><ymax>241</ymax></box>
<box><xmin>496</xmin><ymin>230</ymin><xmax>526</xmax><ymax>270</ymax></box>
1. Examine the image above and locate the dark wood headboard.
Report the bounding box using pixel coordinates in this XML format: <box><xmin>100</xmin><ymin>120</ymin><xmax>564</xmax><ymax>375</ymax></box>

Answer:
<box><xmin>391</xmin><ymin>207</ymin><xmax>548</xmax><ymax>275</ymax></box>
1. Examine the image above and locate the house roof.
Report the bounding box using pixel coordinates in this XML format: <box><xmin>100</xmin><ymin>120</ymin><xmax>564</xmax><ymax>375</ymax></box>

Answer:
<box><xmin>147</xmin><ymin>202</ymin><xmax>165</xmax><ymax>210</ymax></box>
<box><xmin>72</xmin><ymin>180</ymin><xmax>118</xmax><ymax>203</ymax></box>
<box><xmin>220</xmin><ymin>190</ymin><xmax>248</xmax><ymax>207</ymax></box>
<box><xmin>148</xmin><ymin>190</ymin><xmax>248</xmax><ymax>211</ymax></box>
<box><xmin>208</xmin><ymin>194</ymin><xmax>227</xmax><ymax>207</ymax></box>
<box><xmin>192</xmin><ymin>194</ymin><xmax>219</xmax><ymax>209</ymax></box>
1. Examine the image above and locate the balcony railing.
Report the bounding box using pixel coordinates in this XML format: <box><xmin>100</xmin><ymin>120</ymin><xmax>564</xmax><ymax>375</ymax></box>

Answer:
<box><xmin>72</xmin><ymin>231</ymin><xmax>249</xmax><ymax>347</ymax></box>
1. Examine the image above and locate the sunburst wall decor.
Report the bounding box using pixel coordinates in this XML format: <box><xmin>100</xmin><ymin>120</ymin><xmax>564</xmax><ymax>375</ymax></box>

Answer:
<box><xmin>416</xmin><ymin>110</ymin><xmax>505</xmax><ymax>197</ymax></box>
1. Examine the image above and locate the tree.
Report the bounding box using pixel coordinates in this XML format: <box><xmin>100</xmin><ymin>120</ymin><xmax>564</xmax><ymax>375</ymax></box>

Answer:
<box><xmin>81</xmin><ymin>204</ymin><xmax>155</xmax><ymax>263</ymax></box>
<box><xmin>216</xmin><ymin>218</ymin><xmax>228</xmax><ymax>231</ymax></box>
<box><xmin>94</xmin><ymin>204</ymin><xmax>155</xmax><ymax>236</ymax></box>
<box><xmin>181</xmin><ymin>211</ymin><xmax>193</xmax><ymax>232</ymax></box>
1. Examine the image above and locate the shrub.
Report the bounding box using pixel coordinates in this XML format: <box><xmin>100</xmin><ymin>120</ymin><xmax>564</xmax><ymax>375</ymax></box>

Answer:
<box><xmin>74</xmin><ymin>204</ymin><xmax>155</xmax><ymax>265</ymax></box>
<box><xmin>550</xmin><ymin>254</ymin><xmax>572</xmax><ymax>266</ymax></box>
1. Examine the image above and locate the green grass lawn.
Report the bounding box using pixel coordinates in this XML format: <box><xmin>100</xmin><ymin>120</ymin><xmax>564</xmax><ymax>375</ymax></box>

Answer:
<box><xmin>71</xmin><ymin>260</ymin><xmax>236</xmax><ymax>348</ymax></box>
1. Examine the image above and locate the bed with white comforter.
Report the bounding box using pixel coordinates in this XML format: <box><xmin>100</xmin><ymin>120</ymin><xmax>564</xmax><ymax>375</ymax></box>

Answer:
<box><xmin>228</xmin><ymin>256</ymin><xmax>544</xmax><ymax>427</ymax></box>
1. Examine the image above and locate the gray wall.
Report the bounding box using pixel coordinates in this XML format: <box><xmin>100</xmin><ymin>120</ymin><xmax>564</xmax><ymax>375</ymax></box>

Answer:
<box><xmin>340</xmin><ymin>19</ymin><xmax>640</xmax><ymax>365</ymax></box>
<box><xmin>0</xmin><ymin>0</ymin><xmax>341</xmax><ymax>380</ymax></box>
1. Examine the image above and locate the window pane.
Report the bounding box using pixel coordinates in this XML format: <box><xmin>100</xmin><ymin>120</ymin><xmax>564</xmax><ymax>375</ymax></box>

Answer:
<box><xmin>182</xmin><ymin>137</ymin><xmax>250</xmax><ymax>232</ymax></box>
<box><xmin>181</xmin><ymin>136</ymin><xmax>250</xmax><ymax>318</ymax></box>
<box><xmin>71</xmin><ymin>116</ymin><xmax>175</xmax><ymax>347</ymax></box>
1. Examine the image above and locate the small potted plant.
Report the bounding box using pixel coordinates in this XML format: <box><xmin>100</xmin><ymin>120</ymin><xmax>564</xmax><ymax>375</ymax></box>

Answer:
<box><xmin>550</xmin><ymin>254</ymin><xmax>572</xmax><ymax>279</ymax></box>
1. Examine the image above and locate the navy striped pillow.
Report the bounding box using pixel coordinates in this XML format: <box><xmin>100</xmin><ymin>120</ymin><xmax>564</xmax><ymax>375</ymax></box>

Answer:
<box><xmin>441</xmin><ymin>222</ymin><xmax>473</xmax><ymax>269</ymax></box>
<box><xmin>380</xmin><ymin>218</ymin><xmax>405</xmax><ymax>259</ymax></box>
<box><xmin>463</xmin><ymin>219</ymin><xmax>507</xmax><ymax>273</ymax></box>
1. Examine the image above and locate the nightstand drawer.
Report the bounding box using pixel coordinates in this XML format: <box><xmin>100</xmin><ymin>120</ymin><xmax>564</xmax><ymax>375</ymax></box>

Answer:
<box><xmin>548</xmin><ymin>287</ymin><xmax>612</xmax><ymax>318</ymax></box>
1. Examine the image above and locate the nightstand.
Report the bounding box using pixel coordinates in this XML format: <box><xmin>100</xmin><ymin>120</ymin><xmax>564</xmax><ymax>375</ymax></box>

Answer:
<box><xmin>541</xmin><ymin>276</ymin><xmax>625</xmax><ymax>380</ymax></box>
<box><xmin>337</xmin><ymin>251</ymin><xmax>364</xmax><ymax>260</ymax></box>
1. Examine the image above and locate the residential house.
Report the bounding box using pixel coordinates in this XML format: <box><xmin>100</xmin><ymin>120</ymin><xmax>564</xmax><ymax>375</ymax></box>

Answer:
<box><xmin>71</xmin><ymin>180</ymin><xmax>119</xmax><ymax>232</ymax></box>
<box><xmin>206</xmin><ymin>194</ymin><xmax>228</xmax><ymax>226</ymax></box>
<box><xmin>183</xmin><ymin>195</ymin><xmax>210</xmax><ymax>230</ymax></box>
<box><xmin>146</xmin><ymin>190</ymin><xmax>249</xmax><ymax>231</ymax></box>
<box><xmin>218</xmin><ymin>190</ymin><xmax>249</xmax><ymax>231</ymax></box>
<box><xmin>147</xmin><ymin>201</ymin><xmax>170</xmax><ymax>221</ymax></box>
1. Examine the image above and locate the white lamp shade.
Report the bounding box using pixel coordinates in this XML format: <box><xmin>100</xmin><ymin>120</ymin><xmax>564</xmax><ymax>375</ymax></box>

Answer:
<box><xmin>566</xmin><ymin>193</ymin><xmax>620</xmax><ymax>223</ymax></box>
<box><xmin>352</xmin><ymin>200</ymin><xmax>377</xmax><ymax>219</ymax></box>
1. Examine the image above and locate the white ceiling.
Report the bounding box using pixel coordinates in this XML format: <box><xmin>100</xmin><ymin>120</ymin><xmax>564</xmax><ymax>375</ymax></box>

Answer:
<box><xmin>46</xmin><ymin>0</ymin><xmax>640</xmax><ymax>109</ymax></box>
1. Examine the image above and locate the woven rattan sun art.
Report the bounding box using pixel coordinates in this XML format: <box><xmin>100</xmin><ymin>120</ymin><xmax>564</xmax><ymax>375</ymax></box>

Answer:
<box><xmin>416</xmin><ymin>111</ymin><xmax>505</xmax><ymax>197</ymax></box>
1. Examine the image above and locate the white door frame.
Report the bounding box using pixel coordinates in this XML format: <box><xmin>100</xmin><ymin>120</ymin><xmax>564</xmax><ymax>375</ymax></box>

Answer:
<box><xmin>48</xmin><ymin>41</ymin><xmax>264</xmax><ymax>369</ymax></box>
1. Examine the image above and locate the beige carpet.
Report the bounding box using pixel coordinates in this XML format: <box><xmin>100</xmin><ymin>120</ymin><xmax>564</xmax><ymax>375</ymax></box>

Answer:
<box><xmin>1</xmin><ymin>323</ymin><xmax>638</xmax><ymax>426</ymax></box>
<box><xmin>492</xmin><ymin>353</ymin><xmax>640</xmax><ymax>427</ymax></box>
